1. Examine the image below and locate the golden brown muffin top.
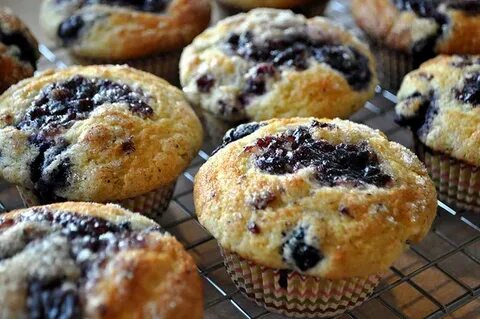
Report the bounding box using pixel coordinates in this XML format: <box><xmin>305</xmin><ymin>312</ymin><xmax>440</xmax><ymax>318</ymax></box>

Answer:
<box><xmin>195</xmin><ymin>118</ymin><xmax>437</xmax><ymax>279</ymax></box>
<box><xmin>40</xmin><ymin>0</ymin><xmax>211</xmax><ymax>59</ymax></box>
<box><xmin>181</xmin><ymin>9</ymin><xmax>377</xmax><ymax>123</ymax></box>
<box><xmin>0</xmin><ymin>202</ymin><xmax>203</xmax><ymax>319</ymax></box>
<box><xmin>0</xmin><ymin>65</ymin><xmax>203</xmax><ymax>203</ymax></box>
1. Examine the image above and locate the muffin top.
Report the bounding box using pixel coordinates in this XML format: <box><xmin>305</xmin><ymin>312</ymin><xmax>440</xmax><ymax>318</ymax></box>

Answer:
<box><xmin>40</xmin><ymin>0</ymin><xmax>211</xmax><ymax>59</ymax></box>
<box><xmin>0</xmin><ymin>65</ymin><xmax>203</xmax><ymax>203</ymax></box>
<box><xmin>0</xmin><ymin>202</ymin><xmax>203</xmax><ymax>319</ymax></box>
<box><xmin>180</xmin><ymin>9</ymin><xmax>377</xmax><ymax>122</ymax></box>
<box><xmin>352</xmin><ymin>0</ymin><xmax>480</xmax><ymax>57</ymax></box>
<box><xmin>396</xmin><ymin>55</ymin><xmax>480</xmax><ymax>166</ymax></box>
<box><xmin>0</xmin><ymin>7</ymin><xmax>39</xmax><ymax>93</ymax></box>
<box><xmin>218</xmin><ymin>0</ymin><xmax>315</xmax><ymax>10</ymax></box>
<box><xmin>194</xmin><ymin>118</ymin><xmax>437</xmax><ymax>278</ymax></box>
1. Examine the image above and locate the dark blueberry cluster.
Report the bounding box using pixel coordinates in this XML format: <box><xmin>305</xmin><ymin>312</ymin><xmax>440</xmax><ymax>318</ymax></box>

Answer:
<box><xmin>395</xmin><ymin>91</ymin><xmax>439</xmax><ymax>139</ymax></box>
<box><xmin>455</xmin><ymin>73</ymin><xmax>480</xmax><ymax>106</ymax></box>
<box><xmin>212</xmin><ymin>122</ymin><xmax>264</xmax><ymax>155</ymax></box>
<box><xmin>281</xmin><ymin>226</ymin><xmax>323</xmax><ymax>272</ymax></box>
<box><xmin>0</xmin><ymin>29</ymin><xmax>38</xmax><ymax>68</ymax></box>
<box><xmin>18</xmin><ymin>75</ymin><xmax>153</xmax><ymax>136</ymax></box>
<box><xmin>16</xmin><ymin>75</ymin><xmax>153</xmax><ymax>202</ymax></box>
<box><xmin>27</xmin><ymin>279</ymin><xmax>81</xmax><ymax>319</ymax></box>
<box><xmin>253</xmin><ymin>126</ymin><xmax>392</xmax><ymax>188</ymax></box>
<box><xmin>223</xmin><ymin>31</ymin><xmax>372</xmax><ymax>91</ymax></box>
<box><xmin>57</xmin><ymin>0</ymin><xmax>170</xmax><ymax>42</ymax></box>
<box><xmin>393</xmin><ymin>0</ymin><xmax>442</xmax><ymax>17</ymax></box>
<box><xmin>446</xmin><ymin>0</ymin><xmax>480</xmax><ymax>13</ymax></box>
<box><xmin>11</xmin><ymin>209</ymin><xmax>162</xmax><ymax>317</ymax></box>
<box><xmin>244</xmin><ymin>63</ymin><xmax>277</xmax><ymax>96</ymax></box>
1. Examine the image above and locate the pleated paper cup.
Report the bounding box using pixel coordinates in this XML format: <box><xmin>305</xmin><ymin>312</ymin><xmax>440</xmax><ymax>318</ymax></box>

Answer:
<box><xmin>368</xmin><ymin>40</ymin><xmax>415</xmax><ymax>92</ymax></box>
<box><xmin>72</xmin><ymin>50</ymin><xmax>182</xmax><ymax>87</ymax></box>
<box><xmin>17</xmin><ymin>181</ymin><xmax>176</xmax><ymax>222</ymax></box>
<box><xmin>415</xmin><ymin>140</ymin><xmax>480</xmax><ymax>214</ymax></box>
<box><xmin>221</xmin><ymin>248</ymin><xmax>381</xmax><ymax>318</ymax></box>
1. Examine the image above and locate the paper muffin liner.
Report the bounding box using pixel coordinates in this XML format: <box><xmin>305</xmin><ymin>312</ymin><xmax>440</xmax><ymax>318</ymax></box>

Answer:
<box><xmin>368</xmin><ymin>40</ymin><xmax>415</xmax><ymax>92</ymax></box>
<box><xmin>17</xmin><ymin>182</ymin><xmax>176</xmax><ymax>222</ymax></box>
<box><xmin>221</xmin><ymin>248</ymin><xmax>381</xmax><ymax>318</ymax></box>
<box><xmin>191</xmin><ymin>104</ymin><xmax>242</xmax><ymax>147</ymax></box>
<box><xmin>213</xmin><ymin>1</ymin><xmax>329</xmax><ymax>23</ymax></box>
<box><xmin>72</xmin><ymin>50</ymin><xmax>182</xmax><ymax>87</ymax></box>
<box><xmin>415</xmin><ymin>140</ymin><xmax>480</xmax><ymax>214</ymax></box>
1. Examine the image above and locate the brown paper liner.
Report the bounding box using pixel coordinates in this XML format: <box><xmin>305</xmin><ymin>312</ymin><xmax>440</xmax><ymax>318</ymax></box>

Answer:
<box><xmin>17</xmin><ymin>182</ymin><xmax>176</xmax><ymax>222</ymax></box>
<box><xmin>72</xmin><ymin>50</ymin><xmax>182</xmax><ymax>87</ymax></box>
<box><xmin>368</xmin><ymin>40</ymin><xmax>415</xmax><ymax>93</ymax></box>
<box><xmin>213</xmin><ymin>1</ymin><xmax>329</xmax><ymax>23</ymax></box>
<box><xmin>415</xmin><ymin>139</ymin><xmax>480</xmax><ymax>214</ymax></box>
<box><xmin>221</xmin><ymin>248</ymin><xmax>381</xmax><ymax>318</ymax></box>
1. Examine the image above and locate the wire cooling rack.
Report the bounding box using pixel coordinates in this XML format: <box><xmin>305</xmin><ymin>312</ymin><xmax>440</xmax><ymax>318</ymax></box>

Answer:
<box><xmin>0</xmin><ymin>1</ymin><xmax>479</xmax><ymax>318</ymax></box>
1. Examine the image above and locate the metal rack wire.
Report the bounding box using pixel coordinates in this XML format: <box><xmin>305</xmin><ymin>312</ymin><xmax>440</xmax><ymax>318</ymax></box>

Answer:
<box><xmin>0</xmin><ymin>1</ymin><xmax>479</xmax><ymax>318</ymax></box>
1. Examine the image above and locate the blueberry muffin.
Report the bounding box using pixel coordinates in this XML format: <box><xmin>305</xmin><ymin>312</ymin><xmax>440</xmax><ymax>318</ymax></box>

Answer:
<box><xmin>395</xmin><ymin>55</ymin><xmax>480</xmax><ymax>214</ymax></box>
<box><xmin>352</xmin><ymin>0</ymin><xmax>480</xmax><ymax>90</ymax></box>
<box><xmin>0</xmin><ymin>65</ymin><xmax>203</xmax><ymax>220</ymax></box>
<box><xmin>0</xmin><ymin>202</ymin><xmax>203</xmax><ymax>319</ymax></box>
<box><xmin>0</xmin><ymin>8</ymin><xmax>39</xmax><ymax>94</ymax></box>
<box><xmin>194</xmin><ymin>118</ymin><xmax>437</xmax><ymax>317</ymax></box>
<box><xmin>181</xmin><ymin>9</ymin><xmax>378</xmax><ymax>142</ymax></box>
<box><xmin>213</xmin><ymin>0</ymin><xmax>329</xmax><ymax>22</ymax></box>
<box><xmin>40</xmin><ymin>0</ymin><xmax>211</xmax><ymax>85</ymax></box>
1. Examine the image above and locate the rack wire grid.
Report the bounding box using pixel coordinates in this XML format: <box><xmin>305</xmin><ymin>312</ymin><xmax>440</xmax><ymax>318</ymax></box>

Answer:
<box><xmin>0</xmin><ymin>0</ymin><xmax>479</xmax><ymax>318</ymax></box>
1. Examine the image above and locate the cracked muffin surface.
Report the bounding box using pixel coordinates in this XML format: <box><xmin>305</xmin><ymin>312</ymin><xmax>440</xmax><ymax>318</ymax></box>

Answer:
<box><xmin>40</xmin><ymin>0</ymin><xmax>211</xmax><ymax>59</ymax></box>
<box><xmin>0</xmin><ymin>202</ymin><xmax>203</xmax><ymax>319</ymax></box>
<box><xmin>0</xmin><ymin>65</ymin><xmax>203</xmax><ymax>203</ymax></box>
<box><xmin>194</xmin><ymin>118</ymin><xmax>437</xmax><ymax>278</ymax></box>
<box><xmin>352</xmin><ymin>0</ymin><xmax>480</xmax><ymax>57</ymax></box>
<box><xmin>180</xmin><ymin>9</ymin><xmax>377</xmax><ymax>123</ymax></box>
<box><xmin>0</xmin><ymin>7</ymin><xmax>39</xmax><ymax>94</ymax></box>
<box><xmin>395</xmin><ymin>55</ymin><xmax>480</xmax><ymax>166</ymax></box>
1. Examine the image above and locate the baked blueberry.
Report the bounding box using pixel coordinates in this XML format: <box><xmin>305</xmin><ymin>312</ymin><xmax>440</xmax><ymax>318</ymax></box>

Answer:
<box><xmin>282</xmin><ymin>226</ymin><xmax>323</xmax><ymax>271</ymax></box>
<box><xmin>213</xmin><ymin>122</ymin><xmax>264</xmax><ymax>154</ymax></box>
<box><xmin>455</xmin><ymin>73</ymin><xmax>480</xmax><ymax>106</ymax></box>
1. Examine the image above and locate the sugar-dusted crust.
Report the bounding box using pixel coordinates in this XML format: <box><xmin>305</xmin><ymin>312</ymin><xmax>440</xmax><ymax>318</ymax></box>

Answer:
<box><xmin>352</xmin><ymin>0</ymin><xmax>480</xmax><ymax>54</ymax></box>
<box><xmin>0</xmin><ymin>7</ymin><xmax>39</xmax><ymax>93</ymax></box>
<box><xmin>217</xmin><ymin>0</ymin><xmax>315</xmax><ymax>10</ymax></box>
<box><xmin>0</xmin><ymin>202</ymin><xmax>203</xmax><ymax>319</ymax></box>
<box><xmin>0</xmin><ymin>65</ymin><xmax>203</xmax><ymax>202</ymax></box>
<box><xmin>395</xmin><ymin>55</ymin><xmax>480</xmax><ymax>167</ymax></box>
<box><xmin>180</xmin><ymin>9</ymin><xmax>377</xmax><ymax>122</ymax></box>
<box><xmin>194</xmin><ymin>118</ymin><xmax>437</xmax><ymax>279</ymax></box>
<box><xmin>40</xmin><ymin>0</ymin><xmax>211</xmax><ymax>59</ymax></box>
